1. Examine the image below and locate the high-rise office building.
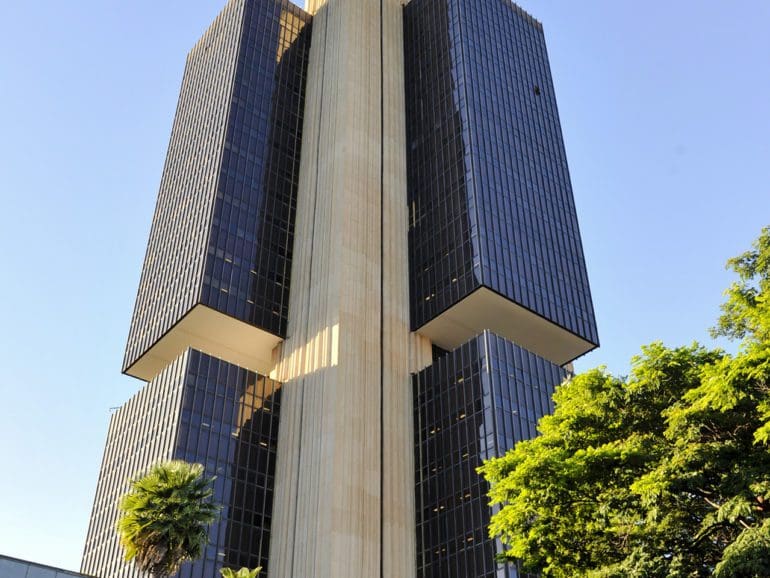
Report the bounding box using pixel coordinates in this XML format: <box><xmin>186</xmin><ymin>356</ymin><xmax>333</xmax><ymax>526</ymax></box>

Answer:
<box><xmin>82</xmin><ymin>0</ymin><xmax>597</xmax><ymax>577</ymax></box>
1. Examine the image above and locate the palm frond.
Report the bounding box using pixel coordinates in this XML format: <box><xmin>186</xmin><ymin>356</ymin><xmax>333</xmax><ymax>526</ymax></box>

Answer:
<box><xmin>116</xmin><ymin>460</ymin><xmax>219</xmax><ymax>577</ymax></box>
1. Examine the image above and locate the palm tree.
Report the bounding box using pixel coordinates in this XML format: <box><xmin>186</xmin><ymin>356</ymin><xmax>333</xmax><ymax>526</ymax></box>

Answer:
<box><xmin>220</xmin><ymin>567</ymin><xmax>262</xmax><ymax>578</ymax></box>
<box><xmin>116</xmin><ymin>460</ymin><xmax>219</xmax><ymax>577</ymax></box>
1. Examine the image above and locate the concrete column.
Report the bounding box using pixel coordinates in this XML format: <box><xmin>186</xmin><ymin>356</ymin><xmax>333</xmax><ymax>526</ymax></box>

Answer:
<box><xmin>269</xmin><ymin>0</ymin><xmax>417</xmax><ymax>576</ymax></box>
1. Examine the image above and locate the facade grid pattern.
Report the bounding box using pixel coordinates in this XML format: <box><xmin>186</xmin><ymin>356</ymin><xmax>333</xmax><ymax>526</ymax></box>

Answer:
<box><xmin>175</xmin><ymin>350</ymin><xmax>282</xmax><ymax>578</ymax></box>
<box><xmin>413</xmin><ymin>331</ymin><xmax>566</xmax><ymax>578</ymax></box>
<box><xmin>201</xmin><ymin>1</ymin><xmax>312</xmax><ymax>336</ymax></box>
<box><xmin>82</xmin><ymin>349</ymin><xmax>282</xmax><ymax>578</ymax></box>
<box><xmin>124</xmin><ymin>0</ymin><xmax>312</xmax><ymax>372</ymax></box>
<box><xmin>404</xmin><ymin>0</ymin><xmax>598</xmax><ymax>346</ymax></box>
<box><xmin>82</xmin><ymin>352</ymin><xmax>189</xmax><ymax>578</ymax></box>
<box><xmin>405</xmin><ymin>0</ymin><xmax>477</xmax><ymax>330</ymax></box>
<box><xmin>124</xmin><ymin>0</ymin><xmax>246</xmax><ymax>371</ymax></box>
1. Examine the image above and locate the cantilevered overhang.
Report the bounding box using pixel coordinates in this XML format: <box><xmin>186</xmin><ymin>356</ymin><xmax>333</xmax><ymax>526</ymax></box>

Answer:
<box><xmin>124</xmin><ymin>304</ymin><xmax>282</xmax><ymax>381</ymax></box>
<box><xmin>416</xmin><ymin>287</ymin><xmax>598</xmax><ymax>366</ymax></box>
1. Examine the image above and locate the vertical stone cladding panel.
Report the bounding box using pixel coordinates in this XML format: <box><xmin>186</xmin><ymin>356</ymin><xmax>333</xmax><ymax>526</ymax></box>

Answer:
<box><xmin>412</xmin><ymin>332</ymin><xmax>566</xmax><ymax>578</ymax></box>
<box><xmin>382</xmin><ymin>0</ymin><xmax>417</xmax><ymax>576</ymax></box>
<box><xmin>82</xmin><ymin>350</ymin><xmax>283</xmax><ymax>578</ymax></box>
<box><xmin>271</xmin><ymin>0</ymin><xmax>415</xmax><ymax>576</ymax></box>
<box><xmin>404</xmin><ymin>0</ymin><xmax>598</xmax><ymax>346</ymax></box>
<box><xmin>124</xmin><ymin>0</ymin><xmax>246</xmax><ymax>370</ymax></box>
<box><xmin>271</xmin><ymin>0</ymin><xmax>382</xmax><ymax>574</ymax></box>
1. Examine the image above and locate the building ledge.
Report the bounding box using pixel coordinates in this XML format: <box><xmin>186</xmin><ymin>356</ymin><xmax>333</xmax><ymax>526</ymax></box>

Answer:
<box><xmin>0</xmin><ymin>554</ymin><xmax>92</xmax><ymax>578</ymax></box>
<box><xmin>124</xmin><ymin>304</ymin><xmax>282</xmax><ymax>381</ymax></box>
<box><xmin>415</xmin><ymin>287</ymin><xmax>597</xmax><ymax>366</ymax></box>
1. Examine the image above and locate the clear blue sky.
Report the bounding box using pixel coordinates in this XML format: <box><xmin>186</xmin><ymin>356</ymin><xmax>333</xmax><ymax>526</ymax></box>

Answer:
<box><xmin>0</xmin><ymin>0</ymin><xmax>767</xmax><ymax>572</ymax></box>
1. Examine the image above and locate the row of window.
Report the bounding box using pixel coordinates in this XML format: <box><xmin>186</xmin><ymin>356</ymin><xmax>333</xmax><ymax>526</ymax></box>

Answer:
<box><xmin>413</xmin><ymin>330</ymin><xmax>566</xmax><ymax>577</ymax></box>
<box><xmin>405</xmin><ymin>0</ymin><xmax>598</xmax><ymax>346</ymax></box>
<box><xmin>125</xmin><ymin>0</ymin><xmax>311</xmax><ymax>369</ymax></box>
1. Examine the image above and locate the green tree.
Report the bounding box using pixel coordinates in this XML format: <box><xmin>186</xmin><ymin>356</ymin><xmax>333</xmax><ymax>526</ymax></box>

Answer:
<box><xmin>116</xmin><ymin>460</ymin><xmax>219</xmax><ymax>577</ymax></box>
<box><xmin>479</xmin><ymin>227</ymin><xmax>770</xmax><ymax>577</ymax></box>
<box><xmin>220</xmin><ymin>567</ymin><xmax>262</xmax><ymax>578</ymax></box>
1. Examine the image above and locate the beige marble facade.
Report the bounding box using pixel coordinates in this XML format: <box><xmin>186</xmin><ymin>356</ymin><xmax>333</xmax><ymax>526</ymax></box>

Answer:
<box><xmin>269</xmin><ymin>0</ymin><xmax>420</xmax><ymax>576</ymax></box>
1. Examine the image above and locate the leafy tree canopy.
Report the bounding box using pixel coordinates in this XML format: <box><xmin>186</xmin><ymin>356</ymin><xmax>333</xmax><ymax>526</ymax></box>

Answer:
<box><xmin>479</xmin><ymin>227</ymin><xmax>770</xmax><ymax>577</ymax></box>
<box><xmin>220</xmin><ymin>566</ymin><xmax>262</xmax><ymax>578</ymax></box>
<box><xmin>116</xmin><ymin>460</ymin><xmax>219</xmax><ymax>577</ymax></box>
